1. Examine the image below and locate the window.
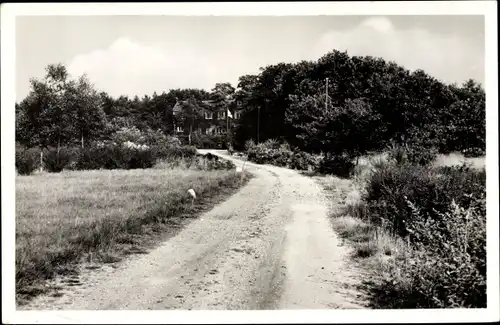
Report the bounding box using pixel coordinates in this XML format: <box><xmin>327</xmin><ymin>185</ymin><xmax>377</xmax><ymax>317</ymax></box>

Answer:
<box><xmin>218</xmin><ymin>111</ymin><xmax>226</xmax><ymax>119</ymax></box>
<box><xmin>215</xmin><ymin>127</ymin><xmax>226</xmax><ymax>135</ymax></box>
<box><xmin>205</xmin><ymin>112</ymin><xmax>213</xmax><ymax>120</ymax></box>
<box><xmin>176</xmin><ymin>126</ymin><xmax>183</xmax><ymax>133</ymax></box>
<box><xmin>234</xmin><ymin>111</ymin><xmax>241</xmax><ymax>119</ymax></box>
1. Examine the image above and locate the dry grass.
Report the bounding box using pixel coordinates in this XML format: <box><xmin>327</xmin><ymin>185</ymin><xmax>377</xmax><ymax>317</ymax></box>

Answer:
<box><xmin>330</xmin><ymin>211</ymin><xmax>414</xmax><ymax>307</ymax></box>
<box><xmin>16</xmin><ymin>167</ymin><xmax>250</xmax><ymax>302</ymax></box>
<box><xmin>433</xmin><ymin>152</ymin><xmax>485</xmax><ymax>170</ymax></box>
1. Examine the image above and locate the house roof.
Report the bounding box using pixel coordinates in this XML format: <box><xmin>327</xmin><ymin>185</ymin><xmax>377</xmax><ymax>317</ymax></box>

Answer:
<box><xmin>172</xmin><ymin>101</ymin><xmax>184</xmax><ymax>114</ymax></box>
<box><xmin>173</xmin><ymin>98</ymin><xmax>241</xmax><ymax>115</ymax></box>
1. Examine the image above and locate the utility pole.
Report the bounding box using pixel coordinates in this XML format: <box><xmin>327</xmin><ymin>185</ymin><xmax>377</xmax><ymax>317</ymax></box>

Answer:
<box><xmin>226</xmin><ymin>108</ymin><xmax>229</xmax><ymax>146</ymax></box>
<box><xmin>325</xmin><ymin>77</ymin><xmax>329</xmax><ymax>110</ymax></box>
<box><xmin>257</xmin><ymin>105</ymin><xmax>260</xmax><ymax>144</ymax></box>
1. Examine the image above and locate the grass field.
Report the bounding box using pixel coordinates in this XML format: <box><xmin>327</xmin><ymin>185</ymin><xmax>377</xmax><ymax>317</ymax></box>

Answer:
<box><xmin>16</xmin><ymin>167</ymin><xmax>250</xmax><ymax>302</ymax></box>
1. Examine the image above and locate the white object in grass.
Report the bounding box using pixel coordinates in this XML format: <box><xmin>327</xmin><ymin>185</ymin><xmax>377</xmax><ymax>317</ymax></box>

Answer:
<box><xmin>236</xmin><ymin>166</ymin><xmax>243</xmax><ymax>173</ymax></box>
<box><xmin>188</xmin><ymin>188</ymin><xmax>196</xmax><ymax>206</ymax></box>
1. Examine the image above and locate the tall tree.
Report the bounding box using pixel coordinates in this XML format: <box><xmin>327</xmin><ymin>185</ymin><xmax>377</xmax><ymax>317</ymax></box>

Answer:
<box><xmin>67</xmin><ymin>74</ymin><xmax>108</xmax><ymax>148</ymax></box>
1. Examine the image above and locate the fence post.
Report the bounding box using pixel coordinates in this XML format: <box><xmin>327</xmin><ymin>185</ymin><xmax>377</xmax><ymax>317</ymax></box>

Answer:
<box><xmin>40</xmin><ymin>150</ymin><xmax>43</xmax><ymax>172</ymax></box>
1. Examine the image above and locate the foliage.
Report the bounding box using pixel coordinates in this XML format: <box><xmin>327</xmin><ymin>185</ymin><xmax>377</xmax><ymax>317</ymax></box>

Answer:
<box><xmin>316</xmin><ymin>153</ymin><xmax>355</xmax><ymax>178</ymax></box>
<box><xmin>388</xmin><ymin>143</ymin><xmax>439</xmax><ymax>166</ymax></box>
<box><xmin>16</xmin><ymin>64</ymin><xmax>107</xmax><ymax>149</ymax></box>
<box><xmin>15</xmin><ymin>145</ymin><xmax>40</xmax><ymax>175</ymax></box>
<box><xmin>17</xmin><ymin>54</ymin><xmax>485</xmax><ymax>167</ymax></box>
<box><xmin>374</xmin><ymin>196</ymin><xmax>486</xmax><ymax>308</ymax></box>
<box><xmin>42</xmin><ymin>147</ymin><xmax>80</xmax><ymax>173</ymax></box>
<box><xmin>232</xmin><ymin>50</ymin><xmax>484</xmax><ymax>159</ymax></box>
<box><xmin>191</xmin><ymin>133</ymin><xmax>228</xmax><ymax>149</ymax></box>
<box><xmin>245</xmin><ymin>139</ymin><xmax>319</xmax><ymax>171</ymax></box>
<box><xmin>363</xmin><ymin>162</ymin><xmax>485</xmax><ymax>238</ymax></box>
<box><xmin>289</xmin><ymin>150</ymin><xmax>319</xmax><ymax>171</ymax></box>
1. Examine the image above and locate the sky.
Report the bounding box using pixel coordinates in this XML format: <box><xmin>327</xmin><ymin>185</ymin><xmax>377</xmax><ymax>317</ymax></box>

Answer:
<box><xmin>15</xmin><ymin>15</ymin><xmax>485</xmax><ymax>102</ymax></box>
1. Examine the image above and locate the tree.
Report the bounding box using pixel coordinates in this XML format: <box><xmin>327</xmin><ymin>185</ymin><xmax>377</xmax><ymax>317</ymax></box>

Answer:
<box><xmin>173</xmin><ymin>97</ymin><xmax>204</xmax><ymax>145</ymax></box>
<box><xmin>16</xmin><ymin>64</ymin><xmax>73</xmax><ymax>150</ymax></box>
<box><xmin>67</xmin><ymin>74</ymin><xmax>108</xmax><ymax>148</ymax></box>
<box><xmin>287</xmin><ymin>93</ymin><xmax>378</xmax><ymax>160</ymax></box>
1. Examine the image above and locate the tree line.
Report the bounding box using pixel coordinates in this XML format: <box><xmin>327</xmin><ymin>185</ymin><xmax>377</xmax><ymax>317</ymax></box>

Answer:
<box><xmin>16</xmin><ymin>49</ymin><xmax>485</xmax><ymax>159</ymax></box>
<box><xmin>232</xmin><ymin>50</ymin><xmax>485</xmax><ymax>158</ymax></box>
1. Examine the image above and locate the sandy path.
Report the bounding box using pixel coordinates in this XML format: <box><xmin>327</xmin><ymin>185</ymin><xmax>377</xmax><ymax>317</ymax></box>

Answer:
<box><xmin>20</xmin><ymin>150</ymin><xmax>367</xmax><ymax>310</ymax></box>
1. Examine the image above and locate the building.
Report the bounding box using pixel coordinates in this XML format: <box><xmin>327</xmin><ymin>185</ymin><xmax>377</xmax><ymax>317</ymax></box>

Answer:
<box><xmin>172</xmin><ymin>98</ymin><xmax>243</xmax><ymax>136</ymax></box>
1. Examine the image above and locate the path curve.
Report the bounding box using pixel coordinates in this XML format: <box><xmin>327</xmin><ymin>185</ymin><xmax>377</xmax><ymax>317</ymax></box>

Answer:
<box><xmin>21</xmin><ymin>150</ymin><xmax>366</xmax><ymax>310</ymax></box>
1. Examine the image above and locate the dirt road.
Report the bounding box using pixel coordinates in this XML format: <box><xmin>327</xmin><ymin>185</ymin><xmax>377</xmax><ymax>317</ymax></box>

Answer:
<box><xmin>21</xmin><ymin>150</ymin><xmax>367</xmax><ymax>310</ymax></box>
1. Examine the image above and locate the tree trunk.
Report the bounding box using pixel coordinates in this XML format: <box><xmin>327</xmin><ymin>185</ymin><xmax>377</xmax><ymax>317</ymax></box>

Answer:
<box><xmin>189</xmin><ymin>123</ymin><xmax>192</xmax><ymax>146</ymax></box>
<box><xmin>257</xmin><ymin>106</ymin><xmax>260</xmax><ymax>143</ymax></box>
<box><xmin>81</xmin><ymin>133</ymin><xmax>84</xmax><ymax>149</ymax></box>
<box><xmin>57</xmin><ymin>137</ymin><xmax>61</xmax><ymax>166</ymax></box>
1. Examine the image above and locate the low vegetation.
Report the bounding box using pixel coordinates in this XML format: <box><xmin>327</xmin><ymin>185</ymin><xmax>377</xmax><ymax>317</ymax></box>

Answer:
<box><xmin>325</xmin><ymin>157</ymin><xmax>486</xmax><ymax>308</ymax></box>
<box><xmin>16</xmin><ymin>164</ymin><xmax>250</xmax><ymax>303</ymax></box>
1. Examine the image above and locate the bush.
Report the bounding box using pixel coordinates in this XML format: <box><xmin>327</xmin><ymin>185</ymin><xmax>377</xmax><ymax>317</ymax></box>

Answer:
<box><xmin>42</xmin><ymin>147</ymin><xmax>80</xmax><ymax>173</ymax></box>
<box><xmin>363</xmin><ymin>162</ymin><xmax>486</xmax><ymax>238</ymax></box>
<box><xmin>289</xmin><ymin>151</ymin><xmax>319</xmax><ymax>171</ymax></box>
<box><xmin>75</xmin><ymin>142</ymin><xmax>199</xmax><ymax>171</ymax></box>
<box><xmin>247</xmin><ymin>143</ymin><xmax>292</xmax><ymax>167</ymax></box>
<box><xmin>16</xmin><ymin>146</ymin><xmax>39</xmax><ymax>175</ymax></box>
<box><xmin>462</xmin><ymin>147</ymin><xmax>485</xmax><ymax>158</ymax></box>
<box><xmin>155</xmin><ymin>153</ymin><xmax>236</xmax><ymax>171</ymax></box>
<box><xmin>151</xmin><ymin>144</ymin><xmax>197</xmax><ymax>161</ymax></box>
<box><xmin>375</xmin><ymin>196</ymin><xmax>486</xmax><ymax>308</ymax></box>
<box><xmin>244</xmin><ymin>139</ymin><xmax>256</xmax><ymax>152</ymax></box>
<box><xmin>317</xmin><ymin>154</ymin><xmax>355</xmax><ymax>178</ymax></box>
<box><xmin>388</xmin><ymin>144</ymin><xmax>408</xmax><ymax>165</ymax></box>
<box><xmin>388</xmin><ymin>144</ymin><xmax>438</xmax><ymax>166</ymax></box>
<box><xmin>406</xmin><ymin>146</ymin><xmax>438</xmax><ymax>166</ymax></box>
<box><xmin>191</xmin><ymin>134</ymin><xmax>228</xmax><ymax>149</ymax></box>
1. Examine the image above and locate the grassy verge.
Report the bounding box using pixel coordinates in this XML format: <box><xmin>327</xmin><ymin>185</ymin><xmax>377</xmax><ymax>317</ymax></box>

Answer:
<box><xmin>16</xmin><ymin>167</ymin><xmax>251</xmax><ymax>303</ymax></box>
<box><xmin>319</xmin><ymin>155</ymin><xmax>486</xmax><ymax>309</ymax></box>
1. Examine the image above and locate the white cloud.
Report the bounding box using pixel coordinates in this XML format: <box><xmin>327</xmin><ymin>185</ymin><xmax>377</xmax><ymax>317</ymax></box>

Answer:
<box><xmin>65</xmin><ymin>18</ymin><xmax>483</xmax><ymax>99</ymax></box>
<box><xmin>310</xmin><ymin>17</ymin><xmax>483</xmax><ymax>85</ymax></box>
<box><xmin>359</xmin><ymin>16</ymin><xmax>395</xmax><ymax>33</ymax></box>
<box><xmin>67</xmin><ymin>38</ymin><xmax>224</xmax><ymax>97</ymax></box>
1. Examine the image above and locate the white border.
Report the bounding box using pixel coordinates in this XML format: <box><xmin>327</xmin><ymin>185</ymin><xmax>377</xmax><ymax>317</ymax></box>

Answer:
<box><xmin>2</xmin><ymin>2</ymin><xmax>498</xmax><ymax>324</ymax></box>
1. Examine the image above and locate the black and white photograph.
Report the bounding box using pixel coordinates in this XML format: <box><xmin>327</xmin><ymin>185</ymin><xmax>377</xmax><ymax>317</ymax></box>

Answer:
<box><xmin>2</xmin><ymin>1</ymin><xmax>498</xmax><ymax>324</ymax></box>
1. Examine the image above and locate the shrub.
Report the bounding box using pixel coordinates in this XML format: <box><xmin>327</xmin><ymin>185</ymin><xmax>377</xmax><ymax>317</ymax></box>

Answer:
<box><xmin>406</xmin><ymin>146</ymin><xmax>439</xmax><ymax>166</ymax></box>
<box><xmin>289</xmin><ymin>151</ymin><xmax>319</xmax><ymax>171</ymax></box>
<box><xmin>388</xmin><ymin>144</ymin><xmax>408</xmax><ymax>165</ymax></box>
<box><xmin>152</xmin><ymin>144</ymin><xmax>197</xmax><ymax>161</ymax></box>
<box><xmin>42</xmin><ymin>147</ymin><xmax>80</xmax><ymax>173</ymax></box>
<box><xmin>246</xmin><ymin>142</ymin><xmax>293</xmax><ymax>167</ymax></box>
<box><xmin>388</xmin><ymin>144</ymin><xmax>438</xmax><ymax>166</ymax></box>
<box><xmin>462</xmin><ymin>147</ymin><xmax>485</xmax><ymax>158</ymax></box>
<box><xmin>155</xmin><ymin>153</ymin><xmax>236</xmax><ymax>171</ymax></box>
<box><xmin>363</xmin><ymin>162</ymin><xmax>485</xmax><ymax>238</ymax></box>
<box><xmin>244</xmin><ymin>139</ymin><xmax>256</xmax><ymax>152</ymax></box>
<box><xmin>110</xmin><ymin>126</ymin><xmax>146</xmax><ymax>145</ymax></box>
<box><xmin>16</xmin><ymin>146</ymin><xmax>40</xmax><ymax>175</ymax></box>
<box><xmin>317</xmin><ymin>154</ymin><xmax>355</xmax><ymax>178</ymax></box>
<box><xmin>263</xmin><ymin>138</ymin><xmax>280</xmax><ymax>150</ymax></box>
<box><xmin>75</xmin><ymin>142</ymin><xmax>200</xmax><ymax>171</ymax></box>
<box><xmin>191</xmin><ymin>134</ymin><xmax>228</xmax><ymax>149</ymax></box>
<box><xmin>375</xmin><ymin>197</ymin><xmax>486</xmax><ymax>308</ymax></box>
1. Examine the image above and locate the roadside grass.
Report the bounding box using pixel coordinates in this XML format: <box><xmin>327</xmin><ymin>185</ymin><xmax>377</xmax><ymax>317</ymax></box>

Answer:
<box><xmin>16</xmin><ymin>166</ymin><xmax>251</xmax><ymax>304</ymax></box>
